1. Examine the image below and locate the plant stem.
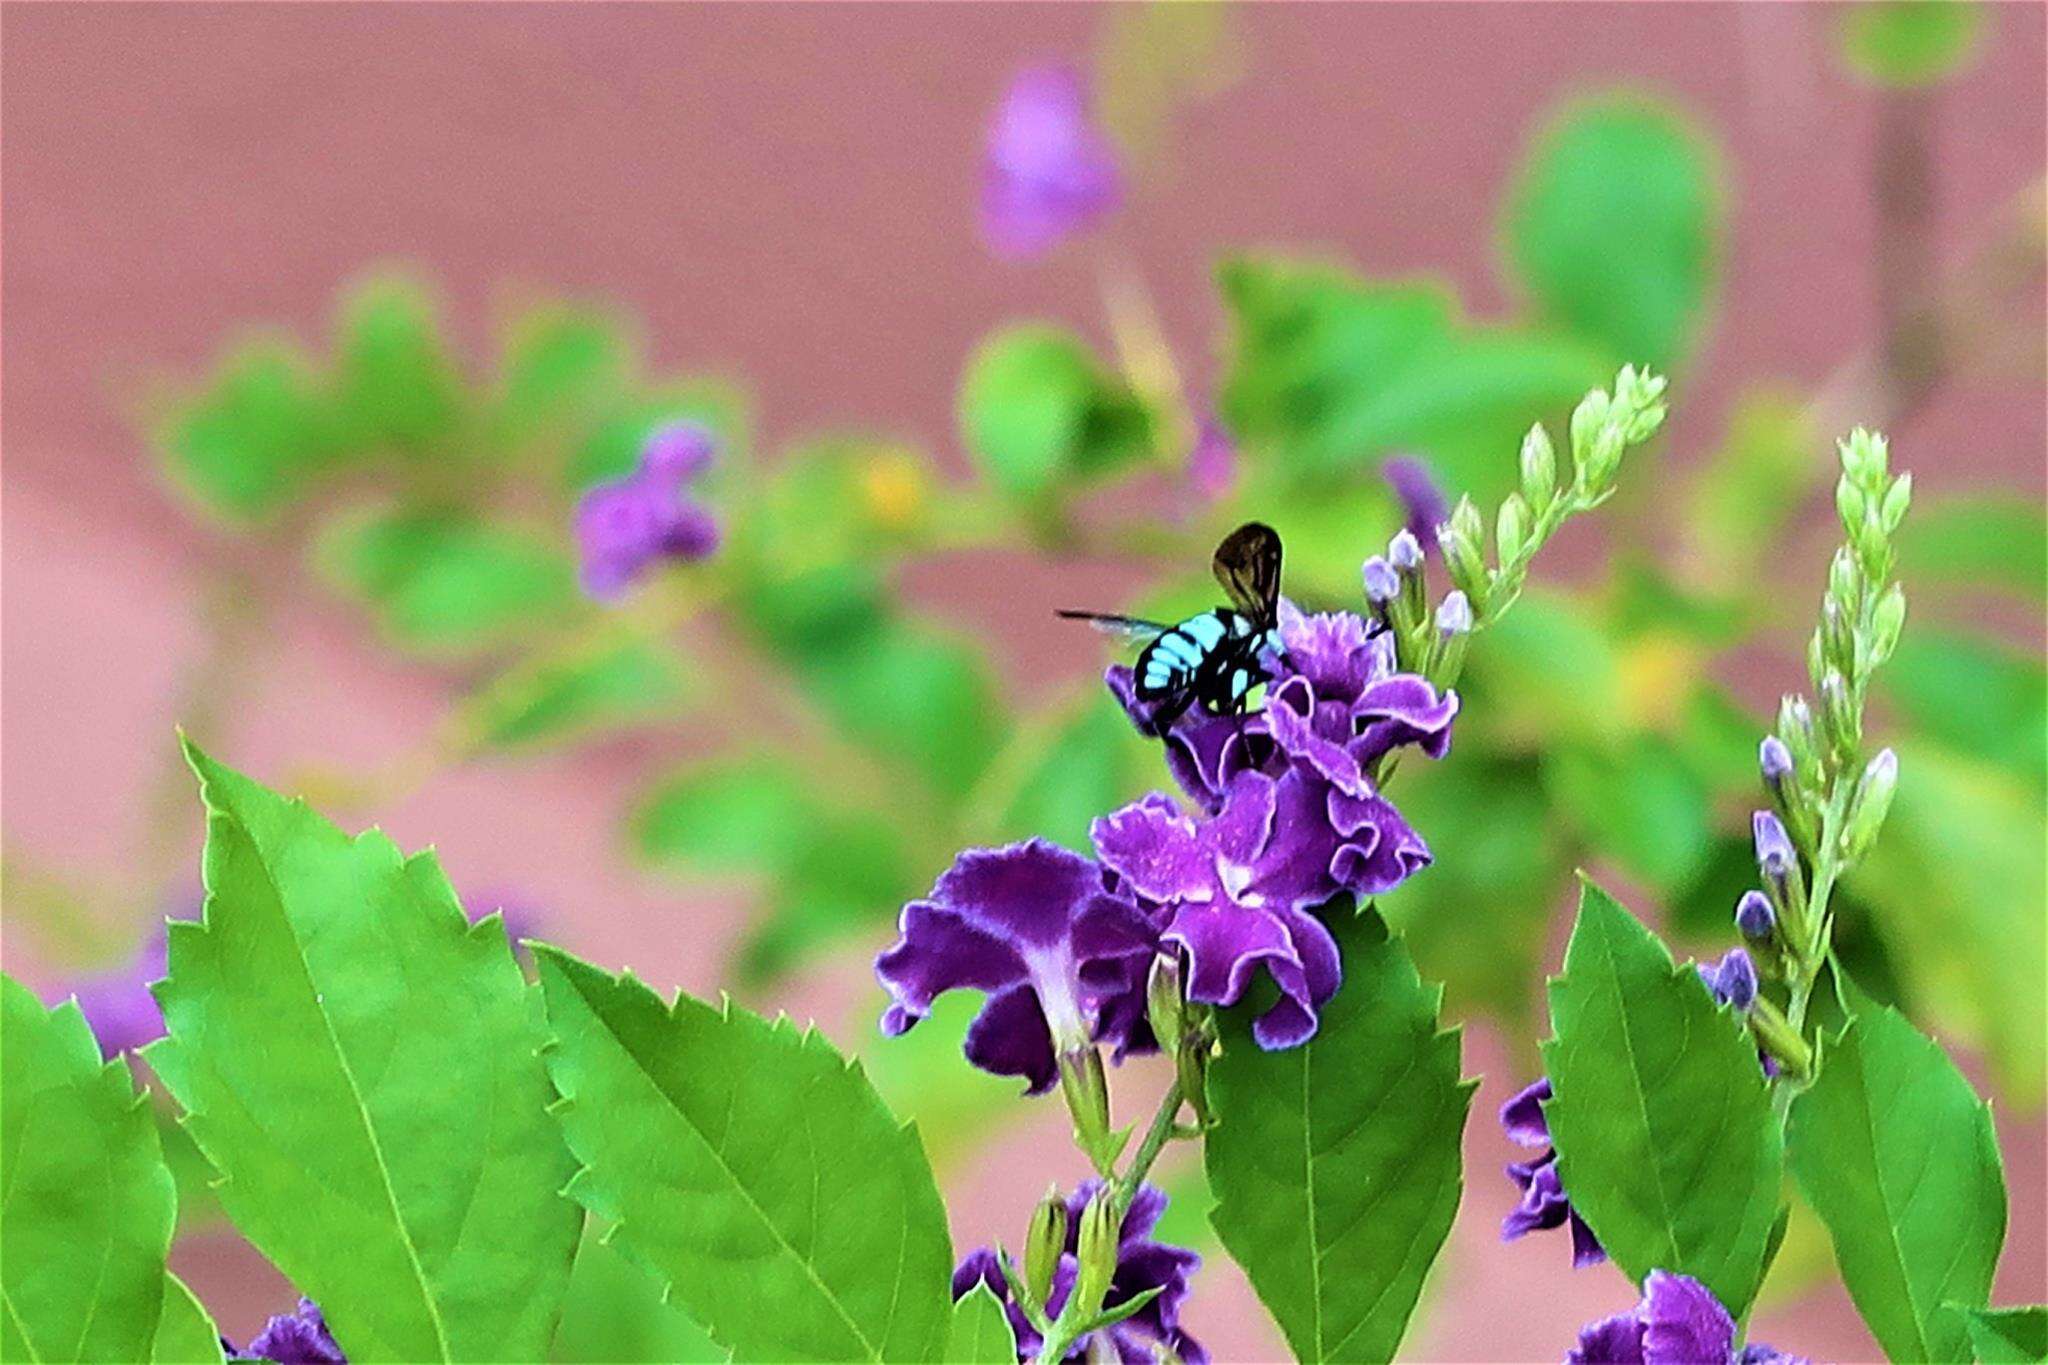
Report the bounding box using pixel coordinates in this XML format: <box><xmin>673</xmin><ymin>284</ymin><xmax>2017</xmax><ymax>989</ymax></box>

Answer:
<box><xmin>1114</xmin><ymin>1076</ymin><xmax>1187</xmax><ymax>1216</ymax></box>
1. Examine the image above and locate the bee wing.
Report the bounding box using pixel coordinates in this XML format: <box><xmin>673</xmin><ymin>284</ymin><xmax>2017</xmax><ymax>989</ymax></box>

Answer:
<box><xmin>1212</xmin><ymin>522</ymin><xmax>1283</xmax><ymax>624</ymax></box>
<box><xmin>1055</xmin><ymin>609</ymin><xmax>1170</xmax><ymax>643</ymax></box>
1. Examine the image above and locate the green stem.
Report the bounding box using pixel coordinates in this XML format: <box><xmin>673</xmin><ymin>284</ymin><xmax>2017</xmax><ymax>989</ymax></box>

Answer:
<box><xmin>1114</xmin><ymin>1077</ymin><xmax>1187</xmax><ymax>1216</ymax></box>
<box><xmin>1774</xmin><ymin>775</ymin><xmax>1856</xmax><ymax>1120</ymax></box>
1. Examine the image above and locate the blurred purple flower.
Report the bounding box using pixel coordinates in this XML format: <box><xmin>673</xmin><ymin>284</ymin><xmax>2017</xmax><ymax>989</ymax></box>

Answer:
<box><xmin>51</xmin><ymin>929</ymin><xmax>170</xmax><ymax>1060</ymax></box>
<box><xmin>462</xmin><ymin>890</ymin><xmax>543</xmax><ymax>948</ymax></box>
<box><xmin>875</xmin><ymin>840</ymin><xmax>1158</xmax><ymax>1093</ymax></box>
<box><xmin>1569</xmin><ymin>1270</ymin><xmax>1805</xmax><ymax>1365</ymax></box>
<box><xmin>1499</xmin><ymin>1077</ymin><xmax>1606</xmax><ymax>1268</ymax></box>
<box><xmin>574</xmin><ymin>422</ymin><xmax>719</xmax><ymax>600</ymax></box>
<box><xmin>1382</xmin><ymin>455</ymin><xmax>1449</xmax><ymax>555</ymax></box>
<box><xmin>1188</xmin><ymin>420</ymin><xmax>1237</xmax><ymax>503</ymax></box>
<box><xmin>954</xmin><ymin>1182</ymin><xmax>1205</xmax><ymax>1364</ymax></box>
<box><xmin>224</xmin><ymin>1298</ymin><xmax>345</xmax><ymax>1364</ymax></box>
<box><xmin>981</xmin><ymin>64</ymin><xmax>1122</xmax><ymax>259</ymax></box>
<box><xmin>1091</xmin><ymin>775</ymin><xmax>1344</xmax><ymax>1049</ymax></box>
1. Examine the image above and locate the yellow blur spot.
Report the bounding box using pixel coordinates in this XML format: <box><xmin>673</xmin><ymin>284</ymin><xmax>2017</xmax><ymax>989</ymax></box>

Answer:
<box><xmin>861</xmin><ymin>449</ymin><xmax>927</xmax><ymax>529</ymax></box>
<box><xmin>1618</xmin><ymin>632</ymin><xmax>1700</xmax><ymax>732</ymax></box>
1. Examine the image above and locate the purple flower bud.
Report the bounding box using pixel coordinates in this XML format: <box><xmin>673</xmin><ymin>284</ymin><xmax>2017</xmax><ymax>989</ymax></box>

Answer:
<box><xmin>575</xmin><ymin>425</ymin><xmax>721</xmax><ymax>600</ymax></box>
<box><xmin>225</xmin><ymin>1299</ymin><xmax>344</xmax><ymax>1363</ymax></box>
<box><xmin>1712</xmin><ymin>948</ymin><xmax>1759</xmax><ymax>1011</ymax></box>
<box><xmin>1435</xmin><ymin>591</ymin><xmax>1473</xmax><ymax>637</ymax></box>
<box><xmin>1753</xmin><ymin>810</ymin><xmax>1796</xmax><ymax>880</ymax></box>
<box><xmin>1759</xmin><ymin>735</ymin><xmax>1793</xmax><ymax>791</ymax></box>
<box><xmin>1388</xmin><ymin>528</ymin><xmax>1424</xmax><ymax>574</ymax></box>
<box><xmin>639</xmin><ymin>422</ymin><xmax>716</xmax><ymax>481</ymax></box>
<box><xmin>1734</xmin><ymin>890</ymin><xmax>1776</xmax><ymax>942</ymax></box>
<box><xmin>1361</xmin><ymin>556</ymin><xmax>1400</xmax><ymax>605</ymax></box>
<box><xmin>1382</xmin><ymin>455</ymin><xmax>1449</xmax><ymax>554</ymax></box>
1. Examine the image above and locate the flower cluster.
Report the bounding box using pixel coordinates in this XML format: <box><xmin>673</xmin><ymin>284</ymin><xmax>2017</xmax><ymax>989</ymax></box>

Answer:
<box><xmin>954</xmin><ymin>1183</ymin><xmax>1203</xmax><ymax>1364</ymax></box>
<box><xmin>1498</xmin><ymin>1077</ymin><xmax>1605</xmax><ymax>1268</ymax></box>
<box><xmin>1570</xmin><ymin>1271</ymin><xmax>1803</xmax><ymax>1365</ymax></box>
<box><xmin>573</xmin><ymin>422</ymin><xmax>720</xmax><ymax>599</ymax></box>
<box><xmin>223</xmin><ymin>1298</ymin><xmax>345</xmax><ymax>1364</ymax></box>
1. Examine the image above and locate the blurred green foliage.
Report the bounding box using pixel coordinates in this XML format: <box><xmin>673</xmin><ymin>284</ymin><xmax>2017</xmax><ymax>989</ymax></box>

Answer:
<box><xmin>1838</xmin><ymin>1</ymin><xmax>1985</xmax><ymax>87</ymax></box>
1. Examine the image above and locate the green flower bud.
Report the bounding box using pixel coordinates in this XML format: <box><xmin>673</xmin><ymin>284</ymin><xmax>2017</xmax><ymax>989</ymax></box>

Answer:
<box><xmin>1836</xmin><ymin>476</ymin><xmax>1869</xmax><ymax>536</ymax></box>
<box><xmin>1582</xmin><ymin>424</ymin><xmax>1626</xmax><ymax>492</ymax></box>
<box><xmin>1870</xmin><ymin>584</ymin><xmax>1907</xmax><ymax>664</ymax></box>
<box><xmin>1839</xmin><ymin>427</ymin><xmax>1888</xmax><ymax>485</ymax></box>
<box><xmin>1842</xmin><ymin>747</ymin><xmax>1899</xmax><ymax>861</ymax></box>
<box><xmin>1819</xmin><ymin>669</ymin><xmax>1861</xmax><ymax>758</ymax></box>
<box><xmin>1569</xmin><ymin>387</ymin><xmax>1612</xmax><ymax>473</ymax></box>
<box><xmin>1777</xmin><ymin>694</ymin><xmax>1821</xmax><ymax>777</ymax></box>
<box><xmin>1827</xmin><ymin>546</ymin><xmax>1861</xmax><ymax>614</ymax></box>
<box><xmin>1057</xmin><ymin>1047</ymin><xmax>1122</xmax><ymax>1173</ymax></box>
<box><xmin>1519</xmin><ymin>423</ymin><xmax>1557</xmax><ymax>513</ymax></box>
<box><xmin>1071</xmin><ymin>1189</ymin><xmax>1120</xmax><ymax>1324</ymax></box>
<box><xmin>1024</xmin><ymin>1187</ymin><xmax>1068</xmax><ymax>1308</ymax></box>
<box><xmin>1821</xmin><ymin>596</ymin><xmax>1855</xmax><ymax>676</ymax></box>
<box><xmin>1880</xmin><ymin>472</ymin><xmax>1912</xmax><ymax>533</ymax></box>
<box><xmin>1496</xmin><ymin>493</ymin><xmax>1531</xmax><ymax>569</ymax></box>
<box><xmin>1440</xmin><ymin>497</ymin><xmax>1488</xmax><ymax>604</ymax></box>
<box><xmin>1146</xmin><ymin>953</ymin><xmax>1184</xmax><ymax>1055</ymax></box>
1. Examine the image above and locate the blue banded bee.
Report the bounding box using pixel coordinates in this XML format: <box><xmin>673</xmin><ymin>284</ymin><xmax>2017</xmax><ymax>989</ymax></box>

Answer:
<box><xmin>1059</xmin><ymin>522</ymin><xmax>1286</xmax><ymax>733</ymax></box>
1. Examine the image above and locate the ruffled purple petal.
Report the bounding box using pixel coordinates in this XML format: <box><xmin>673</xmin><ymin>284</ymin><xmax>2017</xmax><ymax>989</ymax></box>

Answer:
<box><xmin>1501</xmin><ymin>1077</ymin><xmax>1554</xmax><ymax>1147</ymax></box>
<box><xmin>1249</xmin><ymin>908</ymin><xmax>1342</xmax><ymax>1050</ymax></box>
<box><xmin>1264</xmin><ymin>689</ymin><xmax>1370</xmax><ymax>797</ymax></box>
<box><xmin>1328</xmin><ymin>789</ymin><xmax>1432</xmax><ymax>895</ymax></box>
<box><xmin>1503</xmin><ymin>1156</ymin><xmax>1573</xmax><ymax>1241</ymax></box>
<box><xmin>934</xmin><ymin>840</ymin><xmax>1103</xmax><ymax>950</ymax></box>
<box><xmin>228</xmin><ymin>1299</ymin><xmax>345</xmax><ymax>1364</ymax></box>
<box><xmin>1243</xmin><ymin>768</ymin><xmax>1345</xmax><ymax>913</ymax></box>
<box><xmin>875</xmin><ymin>901</ymin><xmax>1025</xmax><ymax>1035</ymax></box>
<box><xmin>1639</xmin><ymin>1270</ymin><xmax>1736</xmax><ymax>1365</ymax></box>
<box><xmin>1570</xmin><ymin>1210</ymin><xmax>1610</xmax><ymax>1268</ymax></box>
<box><xmin>1091</xmin><ymin>798</ymin><xmax>1217</xmax><ymax>906</ymax></box>
<box><xmin>1737</xmin><ymin>1345</ymin><xmax>1809</xmax><ymax>1365</ymax></box>
<box><xmin>1569</xmin><ymin>1310</ymin><xmax>1648</xmax><ymax>1365</ymax></box>
<box><xmin>1276</xmin><ymin>604</ymin><xmax>1378</xmax><ymax>697</ymax></box>
<box><xmin>963</xmin><ymin>983</ymin><xmax>1059</xmax><ymax>1095</ymax></box>
<box><xmin>1165</xmin><ymin>901</ymin><xmax>1296</xmax><ymax>1010</ymax></box>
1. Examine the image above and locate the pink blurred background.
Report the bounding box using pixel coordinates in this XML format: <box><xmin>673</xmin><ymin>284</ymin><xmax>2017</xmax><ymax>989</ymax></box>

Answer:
<box><xmin>4</xmin><ymin>4</ymin><xmax>2043</xmax><ymax>1361</ymax></box>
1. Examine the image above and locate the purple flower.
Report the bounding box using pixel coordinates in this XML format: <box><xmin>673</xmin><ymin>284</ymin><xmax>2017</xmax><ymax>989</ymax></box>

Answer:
<box><xmin>1569</xmin><ymin>1271</ymin><xmax>1806</xmax><ymax>1365</ymax></box>
<box><xmin>1383</xmin><ymin>456</ymin><xmax>1448</xmax><ymax>555</ymax></box>
<box><xmin>1188</xmin><ymin>420</ymin><xmax>1237</xmax><ymax>503</ymax></box>
<box><xmin>954</xmin><ymin>1183</ymin><xmax>1205</xmax><ymax>1364</ymax></box>
<box><xmin>981</xmin><ymin>65</ymin><xmax>1121</xmax><ymax>259</ymax></box>
<box><xmin>875</xmin><ymin>841</ymin><xmax>1158</xmax><ymax>1093</ymax></box>
<box><xmin>574</xmin><ymin>422</ymin><xmax>719</xmax><ymax>600</ymax></box>
<box><xmin>1361</xmin><ymin>556</ymin><xmax>1399</xmax><ymax>606</ymax></box>
<box><xmin>51</xmin><ymin>929</ymin><xmax>170</xmax><ymax>1059</ymax></box>
<box><xmin>1758</xmin><ymin>736</ymin><xmax>1793</xmax><ymax>792</ymax></box>
<box><xmin>1092</xmin><ymin>775</ymin><xmax>1345</xmax><ymax>1049</ymax></box>
<box><xmin>1752</xmin><ymin>810</ymin><xmax>1796</xmax><ymax>881</ymax></box>
<box><xmin>1733</xmin><ymin>890</ymin><xmax>1776</xmax><ymax>942</ymax></box>
<box><xmin>224</xmin><ymin>1298</ymin><xmax>345</xmax><ymax>1363</ymax></box>
<box><xmin>1697</xmin><ymin>948</ymin><xmax>1759</xmax><ymax>1011</ymax></box>
<box><xmin>1500</xmin><ymin>1078</ymin><xmax>1606</xmax><ymax>1268</ymax></box>
<box><xmin>1436</xmin><ymin>590</ymin><xmax>1473</xmax><ymax>637</ymax></box>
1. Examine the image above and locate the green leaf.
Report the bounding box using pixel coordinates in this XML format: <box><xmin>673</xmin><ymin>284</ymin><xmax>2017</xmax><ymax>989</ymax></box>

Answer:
<box><xmin>1461</xmin><ymin>590</ymin><xmax>1626</xmax><ymax>748</ymax></box>
<box><xmin>1541</xmin><ymin>881</ymin><xmax>1782</xmax><ymax>1315</ymax></box>
<box><xmin>857</xmin><ymin>990</ymin><xmax>1032</xmax><ymax>1177</ymax></box>
<box><xmin>319</xmin><ymin>506</ymin><xmax>577</xmax><ymax>654</ymax></box>
<box><xmin>1881</xmin><ymin>628</ymin><xmax>2046</xmax><ymax>784</ymax></box>
<box><xmin>1683</xmin><ymin>390</ymin><xmax>1821</xmax><ymax>588</ymax></box>
<box><xmin>151</xmin><ymin>1274</ymin><xmax>225</xmax><ymax>1365</ymax></box>
<box><xmin>994</xmin><ymin>701</ymin><xmax>1155</xmax><ymax>853</ymax></box>
<box><xmin>959</xmin><ymin>325</ymin><xmax>1152</xmax><ymax>498</ymax></box>
<box><xmin>1787</xmin><ymin>1003</ymin><xmax>2006</xmax><ymax>1363</ymax></box>
<box><xmin>802</xmin><ymin>621</ymin><xmax>1007</xmax><ymax>800</ymax></box>
<box><xmin>1850</xmin><ymin>742</ymin><xmax>2046</xmax><ymax>1106</ymax></box>
<box><xmin>551</xmin><ymin>1228</ymin><xmax>726</xmax><ymax>1364</ymax></box>
<box><xmin>533</xmin><ymin>947</ymin><xmax>954</xmax><ymax>1363</ymax></box>
<box><xmin>1544</xmin><ymin>734</ymin><xmax>1713</xmax><ymax>893</ymax></box>
<box><xmin>1897</xmin><ymin>495</ymin><xmax>2046</xmax><ymax>603</ymax></box>
<box><xmin>1217</xmin><ymin>259</ymin><xmax>1453</xmax><ymax>479</ymax></box>
<box><xmin>146</xmin><ymin>744</ymin><xmax>583</xmax><ymax>1362</ymax></box>
<box><xmin>1839</xmin><ymin>1</ymin><xmax>1984</xmax><ymax>86</ymax></box>
<box><xmin>469</xmin><ymin>639</ymin><xmax>691</xmax><ymax>750</ymax></box>
<box><xmin>565</xmin><ymin>380</ymin><xmax>752</xmax><ymax>492</ymax></box>
<box><xmin>157</xmin><ymin>340</ymin><xmax>345</xmax><ymax>520</ymax></box>
<box><xmin>1</xmin><ymin>977</ymin><xmax>176</xmax><ymax>1363</ymax></box>
<box><xmin>1952</xmin><ymin>1306</ymin><xmax>2048</xmax><ymax>1364</ymax></box>
<box><xmin>633</xmin><ymin>755</ymin><xmax>819</xmax><ymax>875</ymax></box>
<box><xmin>1505</xmin><ymin>95</ymin><xmax>1718</xmax><ymax>369</ymax></box>
<box><xmin>1205</xmin><ymin>905</ymin><xmax>1474</xmax><ymax>1362</ymax></box>
<box><xmin>945</xmin><ymin>1285</ymin><xmax>1017</xmax><ymax>1365</ymax></box>
<box><xmin>492</xmin><ymin>307</ymin><xmax>635</xmax><ymax>460</ymax></box>
<box><xmin>737</xmin><ymin>810</ymin><xmax>916</xmax><ymax>985</ymax></box>
<box><xmin>335</xmin><ymin>277</ymin><xmax>464</xmax><ymax>452</ymax></box>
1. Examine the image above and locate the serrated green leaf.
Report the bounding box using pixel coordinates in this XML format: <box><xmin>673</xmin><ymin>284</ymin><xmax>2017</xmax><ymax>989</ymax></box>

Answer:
<box><xmin>945</xmin><ymin>1285</ymin><xmax>1017</xmax><ymax>1365</ymax></box>
<box><xmin>1839</xmin><ymin>1</ymin><xmax>1984</xmax><ymax>86</ymax></box>
<box><xmin>470</xmin><ymin>639</ymin><xmax>691</xmax><ymax>750</ymax></box>
<box><xmin>1850</xmin><ymin>742</ymin><xmax>2046</xmax><ymax>1106</ymax></box>
<box><xmin>319</xmin><ymin>506</ymin><xmax>576</xmax><ymax>653</ymax></box>
<box><xmin>1897</xmin><ymin>495</ymin><xmax>2046</xmax><ymax>603</ymax></box>
<box><xmin>1</xmin><ymin>977</ymin><xmax>176</xmax><ymax>1363</ymax></box>
<box><xmin>145</xmin><ymin>744</ymin><xmax>583</xmax><ymax>1363</ymax></box>
<box><xmin>1952</xmin><ymin>1305</ymin><xmax>2048</xmax><ymax>1364</ymax></box>
<box><xmin>150</xmin><ymin>1273</ymin><xmax>225</xmax><ymax>1365</ymax></box>
<box><xmin>959</xmin><ymin>325</ymin><xmax>1152</xmax><ymax>498</ymax></box>
<box><xmin>533</xmin><ymin>947</ymin><xmax>954</xmax><ymax>1363</ymax></box>
<box><xmin>157</xmin><ymin>340</ymin><xmax>345</xmax><ymax>520</ymax></box>
<box><xmin>551</xmin><ymin>1228</ymin><xmax>726</xmax><ymax>1364</ymax></box>
<box><xmin>1787</xmin><ymin>1003</ymin><xmax>2005</xmax><ymax>1363</ymax></box>
<box><xmin>1505</xmin><ymin>95</ymin><xmax>1718</xmax><ymax>369</ymax></box>
<box><xmin>1541</xmin><ymin>881</ymin><xmax>1782</xmax><ymax>1315</ymax></box>
<box><xmin>1205</xmin><ymin>905</ymin><xmax>1474</xmax><ymax>1362</ymax></box>
<box><xmin>335</xmin><ymin>277</ymin><xmax>464</xmax><ymax>452</ymax></box>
